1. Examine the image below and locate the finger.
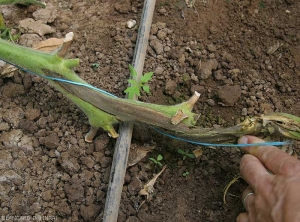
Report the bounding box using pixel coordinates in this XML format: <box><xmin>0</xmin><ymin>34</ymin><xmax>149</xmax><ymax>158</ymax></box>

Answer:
<box><xmin>242</xmin><ymin>187</ymin><xmax>255</xmax><ymax>211</ymax></box>
<box><xmin>240</xmin><ymin>154</ymin><xmax>271</xmax><ymax>189</ymax></box>
<box><xmin>238</xmin><ymin>136</ymin><xmax>300</xmax><ymax>175</ymax></box>
<box><xmin>236</xmin><ymin>212</ymin><xmax>249</xmax><ymax>222</ymax></box>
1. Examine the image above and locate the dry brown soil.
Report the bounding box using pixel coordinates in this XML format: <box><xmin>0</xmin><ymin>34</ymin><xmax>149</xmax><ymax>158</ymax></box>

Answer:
<box><xmin>0</xmin><ymin>0</ymin><xmax>299</xmax><ymax>221</ymax></box>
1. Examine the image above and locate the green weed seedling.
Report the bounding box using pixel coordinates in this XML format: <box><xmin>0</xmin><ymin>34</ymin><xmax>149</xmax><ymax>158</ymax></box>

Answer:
<box><xmin>91</xmin><ymin>63</ymin><xmax>99</xmax><ymax>70</ymax></box>
<box><xmin>124</xmin><ymin>64</ymin><xmax>153</xmax><ymax>99</ymax></box>
<box><xmin>177</xmin><ymin>149</ymin><xmax>195</xmax><ymax>161</ymax></box>
<box><xmin>0</xmin><ymin>13</ymin><xmax>20</xmax><ymax>42</ymax></box>
<box><xmin>183</xmin><ymin>171</ymin><xmax>189</xmax><ymax>177</ymax></box>
<box><xmin>149</xmin><ymin>154</ymin><xmax>163</xmax><ymax>167</ymax></box>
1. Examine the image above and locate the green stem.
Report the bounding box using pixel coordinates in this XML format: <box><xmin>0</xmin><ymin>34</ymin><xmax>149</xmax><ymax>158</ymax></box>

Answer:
<box><xmin>0</xmin><ymin>38</ymin><xmax>119</xmax><ymax>140</ymax></box>
<box><xmin>0</xmin><ymin>37</ymin><xmax>299</xmax><ymax>144</ymax></box>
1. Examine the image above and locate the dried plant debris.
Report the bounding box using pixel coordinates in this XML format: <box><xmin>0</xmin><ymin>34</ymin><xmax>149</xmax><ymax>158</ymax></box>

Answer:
<box><xmin>185</xmin><ymin>0</ymin><xmax>196</xmax><ymax>8</ymax></box>
<box><xmin>33</xmin><ymin>37</ymin><xmax>64</xmax><ymax>52</ymax></box>
<box><xmin>192</xmin><ymin>147</ymin><xmax>204</xmax><ymax>158</ymax></box>
<box><xmin>267</xmin><ymin>42</ymin><xmax>283</xmax><ymax>55</ymax></box>
<box><xmin>280</xmin><ymin>143</ymin><xmax>298</xmax><ymax>157</ymax></box>
<box><xmin>128</xmin><ymin>143</ymin><xmax>155</xmax><ymax>167</ymax></box>
<box><xmin>139</xmin><ymin>165</ymin><xmax>167</xmax><ymax>201</ymax></box>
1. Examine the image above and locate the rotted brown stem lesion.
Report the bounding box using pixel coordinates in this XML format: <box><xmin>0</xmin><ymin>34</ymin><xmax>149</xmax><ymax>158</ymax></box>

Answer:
<box><xmin>53</xmin><ymin>79</ymin><xmax>300</xmax><ymax>144</ymax></box>
<box><xmin>0</xmin><ymin>32</ymin><xmax>299</xmax><ymax>144</ymax></box>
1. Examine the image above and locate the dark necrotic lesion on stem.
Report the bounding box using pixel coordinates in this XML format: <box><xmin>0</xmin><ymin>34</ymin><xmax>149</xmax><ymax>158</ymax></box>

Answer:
<box><xmin>0</xmin><ymin>34</ymin><xmax>299</xmax><ymax>144</ymax></box>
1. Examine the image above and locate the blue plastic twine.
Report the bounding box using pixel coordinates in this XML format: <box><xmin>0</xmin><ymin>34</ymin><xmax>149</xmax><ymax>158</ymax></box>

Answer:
<box><xmin>1</xmin><ymin>58</ymin><xmax>291</xmax><ymax>147</ymax></box>
<box><xmin>153</xmin><ymin>128</ymin><xmax>290</xmax><ymax>147</ymax></box>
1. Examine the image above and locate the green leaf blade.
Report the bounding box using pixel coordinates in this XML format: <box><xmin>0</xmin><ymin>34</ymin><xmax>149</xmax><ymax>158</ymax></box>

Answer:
<box><xmin>129</xmin><ymin>64</ymin><xmax>137</xmax><ymax>78</ymax></box>
<box><xmin>157</xmin><ymin>154</ymin><xmax>163</xmax><ymax>161</ymax></box>
<box><xmin>177</xmin><ymin>149</ymin><xmax>185</xmax><ymax>155</ymax></box>
<box><xmin>124</xmin><ymin>85</ymin><xmax>140</xmax><ymax>99</ymax></box>
<box><xmin>141</xmin><ymin>72</ymin><xmax>153</xmax><ymax>83</ymax></box>
<box><xmin>127</xmin><ymin>79</ymin><xmax>137</xmax><ymax>85</ymax></box>
<box><xmin>149</xmin><ymin>158</ymin><xmax>157</xmax><ymax>163</ymax></box>
<box><xmin>187</xmin><ymin>153</ymin><xmax>195</xmax><ymax>159</ymax></box>
<box><xmin>142</xmin><ymin>85</ymin><xmax>150</xmax><ymax>94</ymax></box>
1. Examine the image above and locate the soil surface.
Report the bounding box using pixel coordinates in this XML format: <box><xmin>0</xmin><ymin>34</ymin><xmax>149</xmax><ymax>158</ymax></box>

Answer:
<box><xmin>0</xmin><ymin>0</ymin><xmax>299</xmax><ymax>221</ymax></box>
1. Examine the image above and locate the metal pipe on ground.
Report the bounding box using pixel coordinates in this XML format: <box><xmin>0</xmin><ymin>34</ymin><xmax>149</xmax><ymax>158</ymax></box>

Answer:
<box><xmin>102</xmin><ymin>1</ymin><xmax>156</xmax><ymax>221</ymax></box>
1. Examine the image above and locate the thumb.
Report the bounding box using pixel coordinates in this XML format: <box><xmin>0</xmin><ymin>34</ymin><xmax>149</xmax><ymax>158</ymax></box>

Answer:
<box><xmin>238</xmin><ymin>135</ymin><xmax>266</xmax><ymax>153</ymax></box>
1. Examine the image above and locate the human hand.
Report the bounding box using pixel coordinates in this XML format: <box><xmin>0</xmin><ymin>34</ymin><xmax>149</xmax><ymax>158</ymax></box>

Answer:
<box><xmin>237</xmin><ymin>135</ymin><xmax>300</xmax><ymax>222</ymax></box>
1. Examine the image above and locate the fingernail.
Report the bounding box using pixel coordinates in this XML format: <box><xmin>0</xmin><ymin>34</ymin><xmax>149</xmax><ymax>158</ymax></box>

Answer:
<box><xmin>238</xmin><ymin>136</ymin><xmax>248</xmax><ymax>144</ymax></box>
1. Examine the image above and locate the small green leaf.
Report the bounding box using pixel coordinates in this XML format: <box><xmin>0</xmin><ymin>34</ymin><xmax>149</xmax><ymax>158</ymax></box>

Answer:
<box><xmin>187</xmin><ymin>153</ymin><xmax>195</xmax><ymax>159</ymax></box>
<box><xmin>91</xmin><ymin>63</ymin><xmax>99</xmax><ymax>69</ymax></box>
<box><xmin>183</xmin><ymin>155</ymin><xmax>186</xmax><ymax>161</ymax></box>
<box><xmin>124</xmin><ymin>85</ymin><xmax>140</xmax><ymax>99</ymax></box>
<box><xmin>177</xmin><ymin>149</ymin><xmax>186</xmax><ymax>155</ymax></box>
<box><xmin>129</xmin><ymin>64</ymin><xmax>137</xmax><ymax>78</ymax></box>
<box><xmin>157</xmin><ymin>162</ymin><xmax>163</xmax><ymax>167</ymax></box>
<box><xmin>142</xmin><ymin>85</ymin><xmax>150</xmax><ymax>94</ymax></box>
<box><xmin>10</xmin><ymin>31</ymin><xmax>21</xmax><ymax>42</ymax></box>
<box><xmin>183</xmin><ymin>172</ymin><xmax>189</xmax><ymax>177</ymax></box>
<box><xmin>127</xmin><ymin>79</ymin><xmax>137</xmax><ymax>85</ymax></box>
<box><xmin>141</xmin><ymin>72</ymin><xmax>153</xmax><ymax>83</ymax></box>
<box><xmin>157</xmin><ymin>154</ymin><xmax>163</xmax><ymax>161</ymax></box>
<box><xmin>149</xmin><ymin>158</ymin><xmax>157</xmax><ymax>163</ymax></box>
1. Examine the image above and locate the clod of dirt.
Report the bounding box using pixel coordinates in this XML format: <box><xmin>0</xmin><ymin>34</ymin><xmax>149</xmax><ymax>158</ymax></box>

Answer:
<box><xmin>207</xmin><ymin>44</ymin><xmax>217</xmax><ymax>52</ymax></box>
<box><xmin>80</xmin><ymin>156</ymin><xmax>94</xmax><ymax>169</ymax></box>
<box><xmin>0</xmin><ymin>122</ymin><xmax>9</xmax><ymax>131</ymax></box>
<box><xmin>1</xmin><ymin>82</ymin><xmax>25</xmax><ymax>97</ymax></box>
<box><xmin>0</xmin><ymin>150</ymin><xmax>13</xmax><ymax>169</ymax></box>
<box><xmin>206</xmin><ymin>99</ymin><xmax>215</xmax><ymax>106</ymax></box>
<box><xmin>2</xmin><ymin>107</ymin><xmax>24</xmax><ymax>128</ymax></box>
<box><xmin>128</xmin><ymin>176</ymin><xmax>142</xmax><ymax>195</ymax></box>
<box><xmin>0</xmin><ymin>170</ymin><xmax>23</xmax><ymax>185</ymax></box>
<box><xmin>25</xmin><ymin>108</ymin><xmax>40</xmax><ymax>121</ymax></box>
<box><xmin>32</xmin><ymin>3</ymin><xmax>57</xmax><ymax>23</ymax></box>
<box><xmin>55</xmin><ymin>200</ymin><xmax>71</xmax><ymax>217</ymax></box>
<box><xmin>164</xmin><ymin>79</ymin><xmax>177</xmax><ymax>95</ymax></box>
<box><xmin>221</xmin><ymin>51</ymin><xmax>235</xmax><ymax>62</ymax></box>
<box><xmin>64</xmin><ymin>181</ymin><xmax>84</xmax><ymax>202</ymax></box>
<box><xmin>114</xmin><ymin>1</ymin><xmax>131</xmax><ymax>14</ymax></box>
<box><xmin>0</xmin><ymin>130</ymin><xmax>23</xmax><ymax>147</ymax></box>
<box><xmin>150</xmin><ymin>39</ymin><xmax>164</xmax><ymax>55</ymax></box>
<box><xmin>58</xmin><ymin>152</ymin><xmax>80</xmax><ymax>173</ymax></box>
<box><xmin>18</xmin><ymin>34</ymin><xmax>42</xmax><ymax>47</ymax></box>
<box><xmin>41</xmin><ymin>133</ymin><xmax>60</xmax><ymax>149</ymax></box>
<box><xmin>19</xmin><ymin>18</ymin><xmax>55</xmax><ymax>36</ymax></box>
<box><xmin>80</xmin><ymin>204</ymin><xmax>101</xmax><ymax>222</ymax></box>
<box><xmin>157</xmin><ymin>29</ymin><xmax>168</xmax><ymax>40</ymax></box>
<box><xmin>196</xmin><ymin>59</ymin><xmax>218</xmax><ymax>79</ymax></box>
<box><xmin>217</xmin><ymin>85</ymin><xmax>242</xmax><ymax>106</ymax></box>
<box><xmin>41</xmin><ymin>190</ymin><xmax>53</xmax><ymax>202</ymax></box>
